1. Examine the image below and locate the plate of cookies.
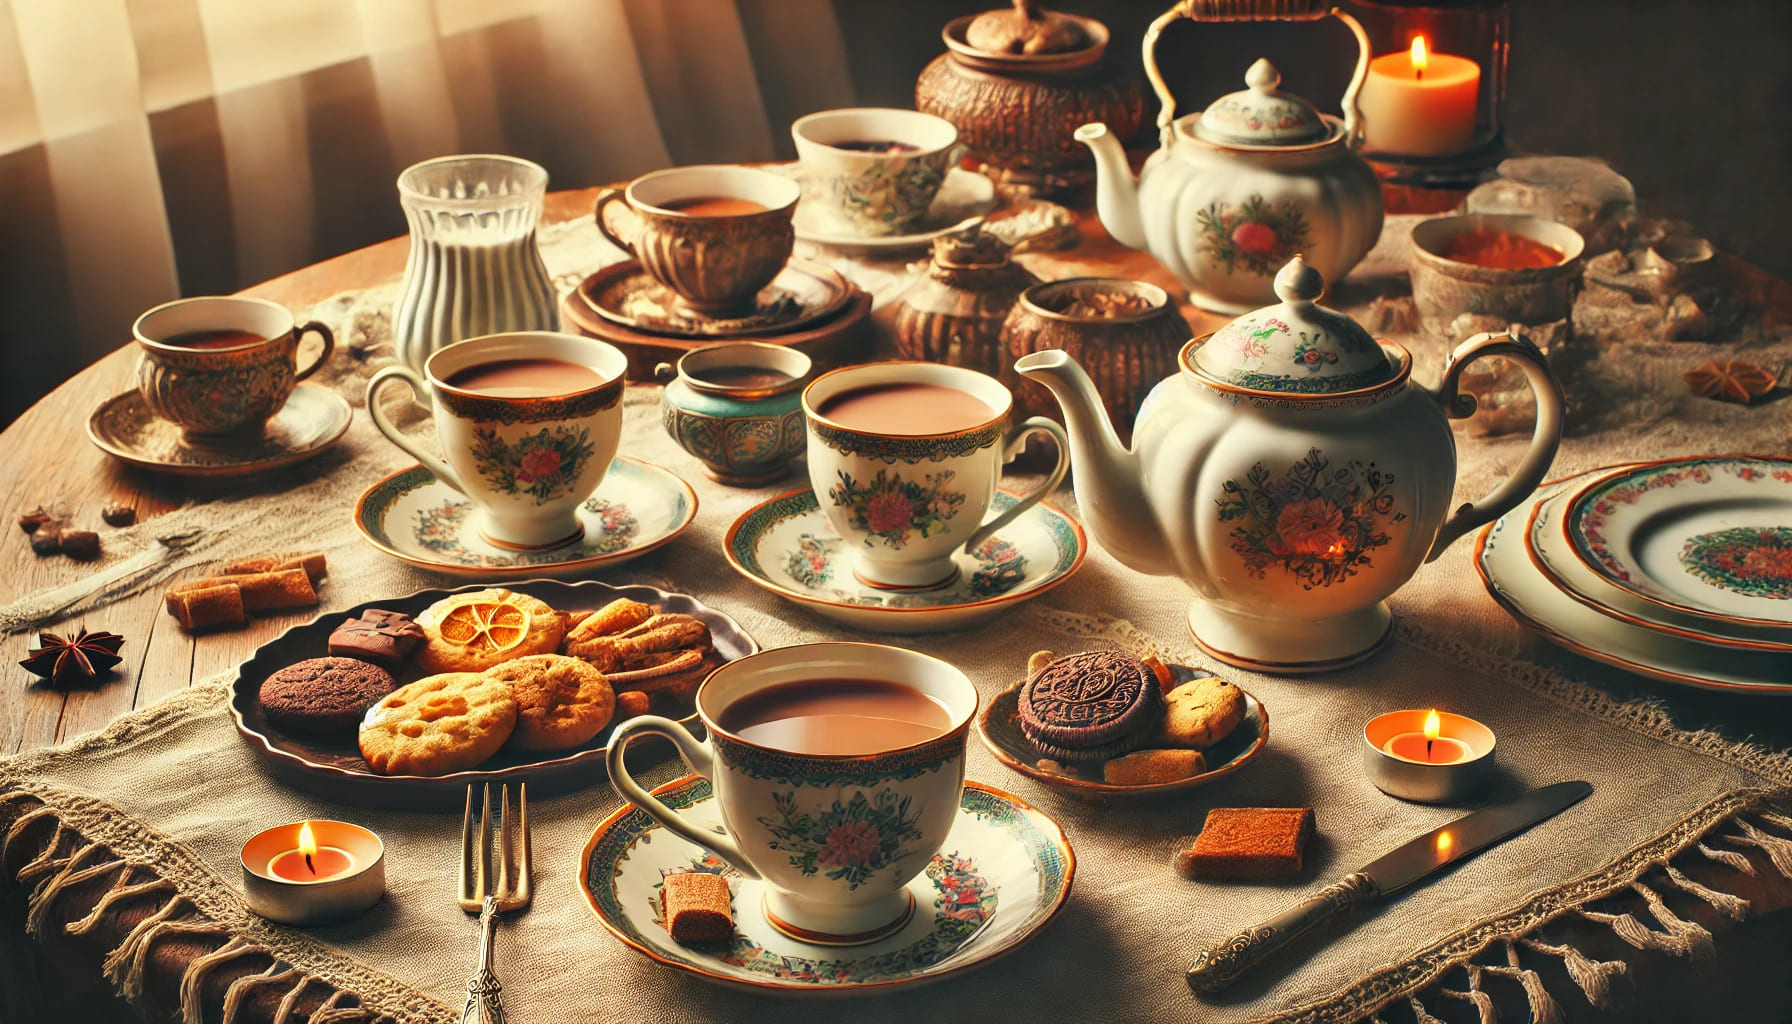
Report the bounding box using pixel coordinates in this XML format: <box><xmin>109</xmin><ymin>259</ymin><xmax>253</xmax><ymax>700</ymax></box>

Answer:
<box><xmin>975</xmin><ymin>650</ymin><xmax>1267</xmax><ymax>801</ymax></box>
<box><xmin>229</xmin><ymin>579</ymin><xmax>756</xmax><ymax>807</ymax></box>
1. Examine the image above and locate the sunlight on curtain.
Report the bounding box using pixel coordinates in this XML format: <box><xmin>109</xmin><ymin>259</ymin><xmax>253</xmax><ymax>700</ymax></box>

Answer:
<box><xmin>0</xmin><ymin>0</ymin><xmax>853</xmax><ymax>418</ymax></box>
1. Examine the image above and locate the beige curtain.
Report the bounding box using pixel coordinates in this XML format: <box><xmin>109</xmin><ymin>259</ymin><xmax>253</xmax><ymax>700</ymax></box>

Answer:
<box><xmin>0</xmin><ymin>0</ymin><xmax>853</xmax><ymax>419</ymax></box>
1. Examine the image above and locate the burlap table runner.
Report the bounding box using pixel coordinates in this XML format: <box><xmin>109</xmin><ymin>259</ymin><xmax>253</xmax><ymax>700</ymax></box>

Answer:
<box><xmin>5</xmin><ymin>211</ymin><xmax>1792</xmax><ymax>1024</ymax></box>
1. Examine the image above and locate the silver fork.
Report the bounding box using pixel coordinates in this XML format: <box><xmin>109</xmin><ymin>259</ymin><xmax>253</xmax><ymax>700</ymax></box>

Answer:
<box><xmin>459</xmin><ymin>783</ymin><xmax>532</xmax><ymax>1024</ymax></box>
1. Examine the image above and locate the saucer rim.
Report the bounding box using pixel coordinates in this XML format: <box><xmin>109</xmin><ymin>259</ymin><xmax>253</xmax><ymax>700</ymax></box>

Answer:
<box><xmin>576</xmin><ymin>775</ymin><xmax>1077</xmax><ymax>994</ymax></box>
<box><xmin>577</xmin><ymin>256</ymin><xmax>855</xmax><ymax>339</ymax></box>
<box><xmin>352</xmin><ymin>455</ymin><xmax>698</xmax><ymax>576</ymax></box>
<box><xmin>86</xmin><ymin>382</ymin><xmax>352</xmax><ymax>476</ymax></box>
<box><xmin>722</xmin><ymin>486</ymin><xmax>1087</xmax><ymax>618</ymax></box>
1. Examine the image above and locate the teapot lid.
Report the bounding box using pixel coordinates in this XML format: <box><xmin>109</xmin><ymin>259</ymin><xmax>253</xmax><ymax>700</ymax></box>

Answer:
<box><xmin>1191</xmin><ymin>257</ymin><xmax>1395</xmax><ymax>394</ymax></box>
<box><xmin>1194</xmin><ymin>59</ymin><xmax>1330</xmax><ymax>147</ymax></box>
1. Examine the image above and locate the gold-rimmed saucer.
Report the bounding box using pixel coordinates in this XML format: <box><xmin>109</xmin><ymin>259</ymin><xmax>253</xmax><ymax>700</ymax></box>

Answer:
<box><xmin>87</xmin><ymin>382</ymin><xmax>351</xmax><ymax>476</ymax></box>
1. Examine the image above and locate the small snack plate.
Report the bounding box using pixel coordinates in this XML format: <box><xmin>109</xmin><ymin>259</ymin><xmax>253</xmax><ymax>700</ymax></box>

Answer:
<box><xmin>1563</xmin><ymin>455</ymin><xmax>1792</xmax><ymax>628</ymax></box>
<box><xmin>229</xmin><ymin>578</ymin><xmax>757</xmax><ymax>808</ymax></box>
<box><xmin>353</xmin><ymin>456</ymin><xmax>697</xmax><ymax>577</ymax></box>
<box><xmin>977</xmin><ymin>664</ymin><xmax>1268</xmax><ymax>801</ymax></box>
<box><xmin>723</xmin><ymin>488</ymin><xmax>1085</xmax><ymax>635</ymax></box>
<box><xmin>88</xmin><ymin>383</ymin><xmax>351</xmax><ymax>477</ymax></box>
<box><xmin>579</xmin><ymin>775</ymin><xmax>1074</xmax><ymax>993</ymax></box>
<box><xmin>786</xmin><ymin>166</ymin><xmax>999</xmax><ymax>253</ymax></box>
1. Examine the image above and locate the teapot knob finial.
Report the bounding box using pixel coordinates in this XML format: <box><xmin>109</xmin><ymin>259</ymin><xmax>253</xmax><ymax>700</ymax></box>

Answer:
<box><xmin>1274</xmin><ymin>255</ymin><xmax>1325</xmax><ymax>305</ymax></box>
<box><xmin>1245</xmin><ymin>58</ymin><xmax>1281</xmax><ymax>93</ymax></box>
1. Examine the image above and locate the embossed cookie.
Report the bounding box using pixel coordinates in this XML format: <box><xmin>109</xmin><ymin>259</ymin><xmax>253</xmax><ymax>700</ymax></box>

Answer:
<box><xmin>358</xmin><ymin>672</ymin><xmax>517</xmax><ymax>776</ymax></box>
<box><xmin>259</xmin><ymin>656</ymin><xmax>397</xmax><ymax>736</ymax></box>
<box><xmin>415</xmin><ymin>588</ymin><xmax>564</xmax><ymax>674</ymax></box>
<box><xmin>1157</xmin><ymin>675</ymin><xmax>1245</xmax><ymax>749</ymax></box>
<box><xmin>1017</xmin><ymin>650</ymin><xmax>1165</xmax><ymax>761</ymax></box>
<box><xmin>484</xmin><ymin>654</ymin><xmax>616</xmax><ymax>751</ymax></box>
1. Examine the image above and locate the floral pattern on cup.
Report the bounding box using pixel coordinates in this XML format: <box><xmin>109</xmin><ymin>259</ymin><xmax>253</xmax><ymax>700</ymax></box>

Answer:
<box><xmin>829</xmin><ymin>468</ymin><xmax>966</xmax><ymax>550</ymax></box>
<box><xmin>1216</xmin><ymin>447</ymin><xmax>1406</xmax><ymax>590</ymax></box>
<box><xmin>1196</xmin><ymin>194</ymin><xmax>1312</xmax><ymax>278</ymax></box>
<box><xmin>824</xmin><ymin>155</ymin><xmax>952</xmax><ymax>234</ymax></box>
<box><xmin>759</xmin><ymin>789</ymin><xmax>926</xmax><ymax>889</ymax></box>
<box><xmin>1679</xmin><ymin>526</ymin><xmax>1792</xmax><ymax>599</ymax></box>
<box><xmin>469</xmin><ymin>424</ymin><xmax>597</xmax><ymax>505</ymax></box>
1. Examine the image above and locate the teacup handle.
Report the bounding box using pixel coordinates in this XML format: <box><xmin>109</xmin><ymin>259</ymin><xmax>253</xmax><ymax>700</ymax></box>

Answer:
<box><xmin>962</xmin><ymin>416</ymin><xmax>1070</xmax><ymax>554</ymax></box>
<box><xmin>292</xmin><ymin>321</ymin><xmax>335</xmax><ymax>381</ymax></box>
<box><xmin>606</xmin><ymin>715</ymin><xmax>760</xmax><ymax>879</ymax></box>
<box><xmin>1424</xmin><ymin>327</ymin><xmax>1565</xmax><ymax>560</ymax></box>
<box><xmin>593</xmin><ymin>189</ymin><xmax>638</xmax><ymax>257</ymax></box>
<box><xmin>366</xmin><ymin>365</ymin><xmax>467</xmax><ymax>495</ymax></box>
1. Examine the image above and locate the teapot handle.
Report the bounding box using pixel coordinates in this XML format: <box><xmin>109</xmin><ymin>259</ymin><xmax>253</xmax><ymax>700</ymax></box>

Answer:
<box><xmin>1143</xmin><ymin>1</ymin><xmax>1370</xmax><ymax>149</ymax></box>
<box><xmin>1424</xmin><ymin>328</ymin><xmax>1565</xmax><ymax>562</ymax></box>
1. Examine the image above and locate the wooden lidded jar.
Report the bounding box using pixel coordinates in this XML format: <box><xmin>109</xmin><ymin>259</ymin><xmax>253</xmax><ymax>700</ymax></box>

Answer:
<box><xmin>1000</xmin><ymin>278</ymin><xmax>1191</xmax><ymax>445</ymax></box>
<box><xmin>916</xmin><ymin>0</ymin><xmax>1143</xmax><ymax>196</ymax></box>
<box><xmin>891</xmin><ymin>232</ymin><xmax>1041</xmax><ymax>380</ymax></box>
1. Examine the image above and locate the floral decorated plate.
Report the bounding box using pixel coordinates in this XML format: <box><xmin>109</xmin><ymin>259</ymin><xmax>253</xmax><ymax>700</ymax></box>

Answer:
<box><xmin>786</xmin><ymin>166</ymin><xmax>999</xmax><ymax>253</ymax></box>
<box><xmin>353</xmin><ymin>456</ymin><xmax>696</xmax><ymax>576</ymax></box>
<box><xmin>723</xmin><ymin>488</ymin><xmax>1085</xmax><ymax>634</ymax></box>
<box><xmin>87</xmin><ymin>383</ymin><xmax>351</xmax><ymax>477</ymax></box>
<box><xmin>579</xmin><ymin>776</ymin><xmax>1074</xmax><ymax>993</ymax></box>
<box><xmin>1477</xmin><ymin>470</ymin><xmax>1792</xmax><ymax>694</ymax></box>
<box><xmin>977</xmin><ymin>663</ymin><xmax>1268</xmax><ymax>802</ymax></box>
<box><xmin>1563</xmin><ymin>456</ymin><xmax>1792</xmax><ymax>628</ymax></box>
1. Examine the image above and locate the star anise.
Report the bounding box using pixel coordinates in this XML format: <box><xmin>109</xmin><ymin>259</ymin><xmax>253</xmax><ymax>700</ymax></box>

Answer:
<box><xmin>20</xmin><ymin>628</ymin><xmax>126</xmax><ymax>685</ymax></box>
<box><xmin>1685</xmin><ymin>359</ymin><xmax>1778</xmax><ymax>405</ymax></box>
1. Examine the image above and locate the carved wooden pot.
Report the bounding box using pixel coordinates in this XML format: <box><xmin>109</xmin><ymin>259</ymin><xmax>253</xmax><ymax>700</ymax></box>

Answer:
<box><xmin>916</xmin><ymin>14</ymin><xmax>1143</xmax><ymax>196</ymax></box>
<box><xmin>891</xmin><ymin>234</ymin><xmax>1041</xmax><ymax>380</ymax></box>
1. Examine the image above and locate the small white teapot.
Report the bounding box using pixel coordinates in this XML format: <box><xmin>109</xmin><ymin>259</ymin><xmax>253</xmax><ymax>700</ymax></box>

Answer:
<box><xmin>1016</xmin><ymin>257</ymin><xmax>1564</xmax><ymax>672</ymax></box>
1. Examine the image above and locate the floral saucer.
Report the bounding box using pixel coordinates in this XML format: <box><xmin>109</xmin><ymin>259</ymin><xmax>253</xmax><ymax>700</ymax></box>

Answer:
<box><xmin>353</xmin><ymin>456</ymin><xmax>696</xmax><ymax>576</ymax></box>
<box><xmin>87</xmin><ymin>383</ymin><xmax>351</xmax><ymax>477</ymax></box>
<box><xmin>1563</xmin><ymin>455</ymin><xmax>1792</xmax><ymax>628</ymax></box>
<box><xmin>786</xmin><ymin>166</ymin><xmax>999</xmax><ymax>253</ymax></box>
<box><xmin>578</xmin><ymin>776</ymin><xmax>1074</xmax><ymax>993</ymax></box>
<box><xmin>723</xmin><ymin>489</ymin><xmax>1085</xmax><ymax>634</ymax></box>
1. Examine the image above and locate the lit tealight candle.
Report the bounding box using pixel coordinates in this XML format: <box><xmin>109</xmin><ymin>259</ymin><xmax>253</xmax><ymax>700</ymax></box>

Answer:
<box><xmin>1383</xmin><ymin>709</ymin><xmax>1472</xmax><ymax>764</ymax></box>
<box><xmin>267</xmin><ymin>822</ymin><xmax>357</xmax><ymax>882</ymax></box>
<box><xmin>1358</xmin><ymin>36</ymin><xmax>1481</xmax><ymax>157</ymax></box>
<box><xmin>1363</xmin><ymin>708</ymin><xmax>1496</xmax><ymax>803</ymax></box>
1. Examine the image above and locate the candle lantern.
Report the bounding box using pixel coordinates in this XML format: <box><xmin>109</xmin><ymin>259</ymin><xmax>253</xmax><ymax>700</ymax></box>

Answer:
<box><xmin>1348</xmin><ymin>0</ymin><xmax>1510</xmax><ymax>187</ymax></box>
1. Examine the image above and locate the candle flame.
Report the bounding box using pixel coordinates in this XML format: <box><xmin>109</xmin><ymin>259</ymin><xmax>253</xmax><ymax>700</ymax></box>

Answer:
<box><xmin>1423</xmin><ymin>710</ymin><xmax>1441</xmax><ymax>741</ymax></box>
<box><xmin>1410</xmin><ymin>35</ymin><xmax>1429</xmax><ymax>76</ymax></box>
<box><xmin>297</xmin><ymin>822</ymin><xmax>318</xmax><ymax>857</ymax></box>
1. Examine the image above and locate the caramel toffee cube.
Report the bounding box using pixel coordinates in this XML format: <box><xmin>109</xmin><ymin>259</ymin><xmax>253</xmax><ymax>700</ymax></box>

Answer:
<box><xmin>662</xmin><ymin>871</ymin><xmax>733</xmax><ymax>943</ymax></box>
<box><xmin>1187</xmin><ymin>807</ymin><xmax>1314</xmax><ymax>880</ymax></box>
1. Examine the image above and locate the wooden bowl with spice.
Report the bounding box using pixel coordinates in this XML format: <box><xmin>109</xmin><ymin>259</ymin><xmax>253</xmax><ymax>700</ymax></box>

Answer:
<box><xmin>1409</xmin><ymin>214</ymin><xmax>1586</xmax><ymax>337</ymax></box>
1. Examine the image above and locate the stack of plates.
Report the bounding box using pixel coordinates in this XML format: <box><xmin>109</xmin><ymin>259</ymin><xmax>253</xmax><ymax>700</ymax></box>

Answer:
<box><xmin>1476</xmin><ymin>455</ymin><xmax>1792</xmax><ymax>693</ymax></box>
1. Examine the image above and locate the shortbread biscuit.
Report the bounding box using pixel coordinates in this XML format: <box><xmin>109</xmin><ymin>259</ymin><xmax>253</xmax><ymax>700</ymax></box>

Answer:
<box><xmin>1157</xmin><ymin>675</ymin><xmax>1245</xmax><ymax>749</ymax></box>
<box><xmin>358</xmin><ymin>672</ymin><xmax>517</xmax><ymax>776</ymax></box>
<box><xmin>485</xmin><ymin>654</ymin><xmax>616</xmax><ymax>751</ymax></box>
<box><xmin>1102</xmin><ymin>748</ymin><xmax>1207</xmax><ymax>785</ymax></box>
<box><xmin>415</xmin><ymin>588</ymin><xmax>563</xmax><ymax>674</ymax></box>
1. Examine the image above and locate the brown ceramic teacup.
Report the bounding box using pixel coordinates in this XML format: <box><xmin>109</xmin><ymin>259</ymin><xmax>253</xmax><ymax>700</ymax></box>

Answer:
<box><xmin>133</xmin><ymin>296</ymin><xmax>335</xmax><ymax>438</ymax></box>
<box><xmin>594</xmin><ymin>165</ymin><xmax>800</xmax><ymax>316</ymax></box>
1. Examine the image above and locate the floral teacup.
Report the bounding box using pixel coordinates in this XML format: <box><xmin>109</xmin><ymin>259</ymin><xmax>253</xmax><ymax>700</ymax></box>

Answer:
<box><xmin>367</xmin><ymin>332</ymin><xmax>627</xmax><ymax>549</ymax></box>
<box><xmin>791</xmin><ymin>108</ymin><xmax>959</xmax><ymax>235</ymax></box>
<box><xmin>607</xmin><ymin>642</ymin><xmax>979</xmax><ymax>945</ymax></box>
<box><xmin>804</xmin><ymin>362</ymin><xmax>1068</xmax><ymax>590</ymax></box>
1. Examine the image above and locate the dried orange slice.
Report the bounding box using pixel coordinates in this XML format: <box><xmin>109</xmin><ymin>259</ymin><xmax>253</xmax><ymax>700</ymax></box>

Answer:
<box><xmin>435</xmin><ymin>598</ymin><xmax>529</xmax><ymax>654</ymax></box>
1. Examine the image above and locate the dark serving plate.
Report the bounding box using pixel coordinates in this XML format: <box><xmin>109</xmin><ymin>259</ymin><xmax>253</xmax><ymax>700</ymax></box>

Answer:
<box><xmin>229</xmin><ymin>578</ymin><xmax>758</xmax><ymax>809</ymax></box>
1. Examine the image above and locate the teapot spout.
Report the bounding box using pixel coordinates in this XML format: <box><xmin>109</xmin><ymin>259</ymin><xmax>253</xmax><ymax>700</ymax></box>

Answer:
<box><xmin>1014</xmin><ymin>349</ymin><xmax>1170</xmax><ymax>570</ymax></box>
<box><xmin>1073</xmin><ymin>122</ymin><xmax>1145</xmax><ymax>251</ymax></box>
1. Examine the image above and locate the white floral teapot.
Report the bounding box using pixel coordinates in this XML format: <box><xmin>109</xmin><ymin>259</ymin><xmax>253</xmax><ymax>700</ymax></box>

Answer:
<box><xmin>1076</xmin><ymin>0</ymin><xmax>1382</xmax><ymax>313</ymax></box>
<box><xmin>1015</xmin><ymin>257</ymin><xmax>1565</xmax><ymax>673</ymax></box>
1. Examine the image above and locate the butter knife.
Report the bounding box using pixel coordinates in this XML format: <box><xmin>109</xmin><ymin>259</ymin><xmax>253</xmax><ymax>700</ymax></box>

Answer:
<box><xmin>1186</xmin><ymin>780</ymin><xmax>1593</xmax><ymax>994</ymax></box>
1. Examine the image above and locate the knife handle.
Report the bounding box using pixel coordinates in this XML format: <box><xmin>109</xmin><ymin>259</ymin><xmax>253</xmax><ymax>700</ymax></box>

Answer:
<box><xmin>1186</xmin><ymin>871</ymin><xmax>1379</xmax><ymax>994</ymax></box>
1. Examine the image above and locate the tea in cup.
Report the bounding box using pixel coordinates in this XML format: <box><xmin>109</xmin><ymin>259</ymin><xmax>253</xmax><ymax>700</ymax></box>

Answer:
<box><xmin>607</xmin><ymin>642</ymin><xmax>978</xmax><ymax>944</ymax></box>
<box><xmin>791</xmin><ymin>108</ymin><xmax>959</xmax><ymax>235</ymax></box>
<box><xmin>593</xmin><ymin>165</ymin><xmax>800</xmax><ymax>315</ymax></box>
<box><xmin>804</xmin><ymin>362</ymin><xmax>1069</xmax><ymax>589</ymax></box>
<box><xmin>133</xmin><ymin>296</ymin><xmax>335</xmax><ymax>438</ymax></box>
<box><xmin>367</xmin><ymin>332</ymin><xmax>627</xmax><ymax>549</ymax></box>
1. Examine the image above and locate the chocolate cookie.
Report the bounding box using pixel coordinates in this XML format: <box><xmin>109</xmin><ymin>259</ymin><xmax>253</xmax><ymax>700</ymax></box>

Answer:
<box><xmin>1017</xmin><ymin>651</ymin><xmax>1164</xmax><ymax>761</ymax></box>
<box><xmin>259</xmin><ymin>656</ymin><xmax>399</xmax><ymax>736</ymax></box>
<box><xmin>328</xmin><ymin>609</ymin><xmax>425</xmax><ymax>670</ymax></box>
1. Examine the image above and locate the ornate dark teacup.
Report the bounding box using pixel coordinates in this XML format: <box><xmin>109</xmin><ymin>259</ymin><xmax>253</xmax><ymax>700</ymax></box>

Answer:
<box><xmin>133</xmin><ymin>296</ymin><xmax>335</xmax><ymax>439</ymax></box>
<box><xmin>594</xmin><ymin>165</ymin><xmax>800</xmax><ymax>316</ymax></box>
